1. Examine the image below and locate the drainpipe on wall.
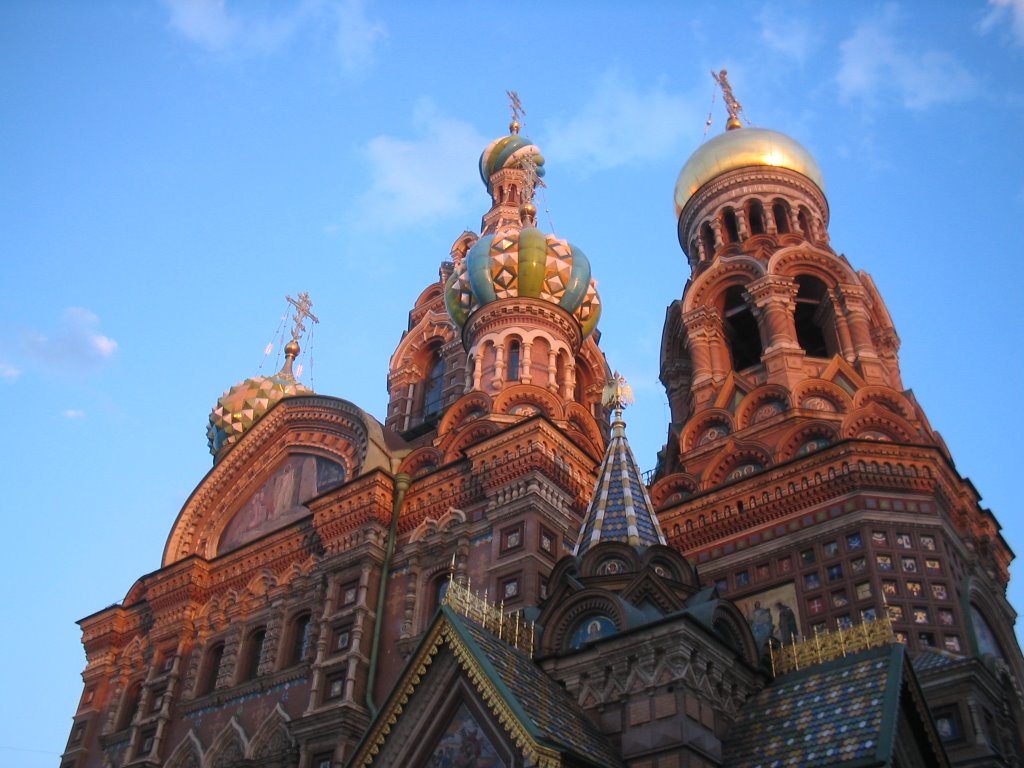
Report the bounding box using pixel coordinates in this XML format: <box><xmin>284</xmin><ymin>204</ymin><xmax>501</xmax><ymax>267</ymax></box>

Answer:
<box><xmin>365</xmin><ymin>472</ymin><xmax>410</xmax><ymax>715</ymax></box>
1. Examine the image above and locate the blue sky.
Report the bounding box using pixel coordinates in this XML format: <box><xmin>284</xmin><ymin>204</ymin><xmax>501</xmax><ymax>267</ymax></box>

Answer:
<box><xmin>2</xmin><ymin>1</ymin><xmax>1023</xmax><ymax>763</ymax></box>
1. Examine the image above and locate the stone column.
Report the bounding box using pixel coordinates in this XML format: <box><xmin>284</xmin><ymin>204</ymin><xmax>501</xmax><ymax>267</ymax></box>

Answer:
<box><xmin>747</xmin><ymin>275</ymin><xmax>799</xmax><ymax>351</ymax></box>
<box><xmin>547</xmin><ymin>348</ymin><xmax>558</xmax><ymax>393</ymax></box>
<box><xmin>521</xmin><ymin>340</ymin><xmax>533</xmax><ymax>384</ymax></box>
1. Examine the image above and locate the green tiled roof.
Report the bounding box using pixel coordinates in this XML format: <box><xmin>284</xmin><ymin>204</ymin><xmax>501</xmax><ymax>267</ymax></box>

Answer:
<box><xmin>448</xmin><ymin>608</ymin><xmax>624</xmax><ymax>767</ymax></box>
<box><xmin>724</xmin><ymin>644</ymin><xmax>907</xmax><ymax>768</ymax></box>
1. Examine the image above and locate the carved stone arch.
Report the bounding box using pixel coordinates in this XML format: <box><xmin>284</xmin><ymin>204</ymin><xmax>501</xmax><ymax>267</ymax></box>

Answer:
<box><xmin>248</xmin><ymin>703</ymin><xmax>294</xmax><ymax>761</ymax></box>
<box><xmin>622</xmin><ymin>571</ymin><xmax>686</xmax><ymax>615</ymax></box>
<box><xmin>165</xmin><ymin>397</ymin><xmax>383</xmax><ymax>566</ymax></box>
<box><xmin>165</xmin><ymin>730</ymin><xmax>204</xmax><ymax>768</ymax></box>
<box><xmin>540</xmin><ymin>589</ymin><xmax>629</xmax><ymax>654</ymax></box>
<box><xmin>388</xmin><ymin>313</ymin><xmax>456</xmax><ymax>375</ymax></box>
<box><xmin>703</xmin><ymin>440</ymin><xmax>773</xmax><ymax>488</ymax></box>
<box><xmin>841</xmin><ymin>409</ymin><xmax>918</xmax><ymax>443</ymax></box>
<box><xmin>768</xmin><ymin>243</ymin><xmax>858</xmax><ymax>285</ymax></box>
<box><xmin>853</xmin><ymin>386</ymin><xmax>917</xmax><ymax>422</ymax></box>
<box><xmin>792</xmin><ymin>378</ymin><xmax>853</xmax><ymax>414</ymax></box>
<box><xmin>123</xmin><ymin>578</ymin><xmax>147</xmax><ymax>606</ymax></box>
<box><xmin>120</xmin><ymin>634</ymin><xmax>146</xmax><ymax>667</ymax></box>
<box><xmin>399</xmin><ymin>446</ymin><xmax>445</xmax><ymax>478</ymax></box>
<box><xmin>708</xmin><ymin>601</ymin><xmax>760</xmax><ymax>665</ymax></box>
<box><xmin>564</xmin><ymin>401</ymin><xmax>605</xmax><ymax>459</ymax></box>
<box><xmin>680</xmin><ymin>408</ymin><xmax>735</xmax><ymax>453</ymax></box>
<box><xmin>243</xmin><ymin>569</ymin><xmax>278</xmax><ymax>604</ymax></box>
<box><xmin>449</xmin><ymin>230</ymin><xmax>479</xmax><ymax>264</ymax></box>
<box><xmin>492</xmin><ymin>383</ymin><xmax>566</xmax><ymax>420</ymax></box>
<box><xmin>777</xmin><ymin>421</ymin><xmax>840</xmax><ymax>462</ymax></box>
<box><xmin>682</xmin><ymin>255</ymin><xmax>765</xmax><ymax>313</ymax></box>
<box><xmin>206</xmin><ymin>718</ymin><xmax>248</xmax><ymax>768</ymax></box>
<box><xmin>439</xmin><ymin>419</ymin><xmax>500</xmax><ymax>463</ymax></box>
<box><xmin>409</xmin><ymin>507</ymin><xmax>466</xmax><ymax>544</ymax></box>
<box><xmin>649</xmin><ymin>472</ymin><xmax>699</xmax><ymax>509</ymax></box>
<box><xmin>436</xmin><ymin>391</ymin><xmax>492</xmax><ymax>437</ymax></box>
<box><xmin>735</xmin><ymin>384</ymin><xmax>791</xmax><ymax>430</ymax></box>
<box><xmin>640</xmin><ymin>544</ymin><xmax>697</xmax><ymax>586</ymax></box>
<box><xmin>578</xmin><ymin>541</ymin><xmax>641</xmax><ymax>578</ymax></box>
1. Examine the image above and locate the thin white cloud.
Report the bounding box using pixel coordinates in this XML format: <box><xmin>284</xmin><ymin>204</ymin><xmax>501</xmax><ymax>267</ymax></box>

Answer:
<box><xmin>23</xmin><ymin>307</ymin><xmax>118</xmax><ymax>371</ymax></box>
<box><xmin>334</xmin><ymin>0</ymin><xmax>387</xmax><ymax>75</ymax></box>
<box><xmin>163</xmin><ymin>0</ymin><xmax>386</xmax><ymax>73</ymax></box>
<box><xmin>543</xmin><ymin>71</ymin><xmax>696</xmax><ymax>173</ymax></box>
<box><xmin>354</xmin><ymin>100</ymin><xmax>488</xmax><ymax>230</ymax></box>
<box><xmin>758</xmin><ymin>7</ymin><xmax>817</xmax><ymax>62</ymax></box>
<box><xmin>980</xmin><ymin>0</ymin><xmax>1024</xmax><ymax>45</ymax></box>
<box><xmin>63</xmin><ymin>409</ymin><xmax>85</xmax><ymax>419</ymax></box>
<box><xmin>837</xmin><ymin>7</ymin><xmax>974</xmax><ymax>110</ymax></box>
<box><xmin>0</xmin><ymin>362</ymin><xmax>20</xmax><ymax>380</ymax></box>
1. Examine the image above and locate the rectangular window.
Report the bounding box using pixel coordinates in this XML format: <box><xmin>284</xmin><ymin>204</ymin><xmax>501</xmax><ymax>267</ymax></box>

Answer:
<box><xmin>906</xmin><ymin>581</ymin><xmax>923</xmax><ymax>598</ymax></box>
<box><xmin>938</xmin><ymin>609</ymin><xmax>955</xmax><ymax>626</ymax></box>
<box><xmin>846</xmin><ymin>532</ymin><xmax>863</xmax><ymax>551</ymax></box>
<box><xmin>913</xmin><ymin>607</ymin><xmax>930</xmax><ymax>624</ymax></box>
<box><xmin>69</xmin><ymin>722</ymin><xmax>86</xmax><ymax>745</ymax></box>
<box><xmin>872</xmin><ymin>531</ymin><xmax>888</xmax><ymax>546</ymax></box>
<box><xmin>341</xmin><ymin>582</ymin><xmax>358</xmax><ymax>606</ymax></box>
<box><xmin>925</xmin><ymin>558</ymin><xmax>942</xmax><ymax>574</ymax></box>
<box><xmin>932</xmin><ymin>583</ymin><xmax>948</xmax><ymax>600</ymax></box>
<box><xmin>918</xmin><ymin>632</ymin><xmax>935</xmax><ymax>647</ymax></box>
<box><xmin>882</xmin><ymin>580</ymin><xmax>898</xmax><ymax>596</ymax></box>
<box><xmin>735</xmin><ymin>570</ymin><xmax>750</xmax><ymax>588</ymax></box>
<box><xmin>501</xmin><ymin>525</ymin><xmax>523</xmax><ymax>552</ymax></box>
<box><xmin>861</xmin><ymin>606</ymin><xmax>878</xmax><ymax>621</ymax></box>
<box><xmin>900</xmin><ymin>556</ymin><xmax>918</xmax><ymax>573</ymax></box>
<box><xmin>934</xmin><ymin>707</ymin><xmax>963</xmax><ymax>741</ymax></box>
<box><xmin>894</xmin><ymin>630</ymin><xmax>908</xmax><ymax>645</ymax></box>
<box><xmin>888</xmin><ymin>604</ymin><xmax>904</xmax><ymax>622</ymax></box>
<box><xmin>895</xmin><ymin>533</ymin><xmax>912</xmax><ymax>549</ymax></box>
<box><xmin>836</xmin><ymin>614</ymin><xmax>852</xmax><ymax>629</ymax></box>
<box><xmin>326</xmin><ymin>673</ymin><xmax>345</xmax><ymax>700</ymax></box>
<box><xmin>539</xmin><ymin>527</ymin><xmax>556</xmax><ymax>557</ymax></box>
<box><xmin>314</xmin><ymin>754</ymin><xmax>334</xmax><ymax>768</ymax></box>
<box><xmin>756</xmin><ymin>563</ymin><xmax>771</xmax><ymax>580</ymax></box>
<box><xmin>334</xmin><ymin>627</ymin><xmax>351</xmax><ymax>653</ymax></box>
<box><xmin>777</xmin><ymin>556</ymin><xmax>793</xmax><ymax>574</ymax></box>
<box><xmin>831</xmin><ymin>591</ymin><xmax>849</xmax><ymax>608</ymax></box>
<box><xmin>920</xmin><ymin>535</ymin><xmax>937</xmax><ymax>552</ymax></box>
<box><xmin>140</xmin><ymin>729</ymin><xmax>156</xmax><ymax>756</ymax></box>
<box><xmin>944</xmin><ymin>635</ymin><xmax>962</xmax><ymax>653</ymax></box>
<box><xmin>823</xmin><ymin>541</ymin><xmax>839</xmax><ymax>558</ymax></box>
<box><xmin>850</xmin><ymin>556</ymin><xmax>867</xmax><ymax>574</ymax></box>
<box><xmin>856</xmin><ymin>582</ymin><xmax>872</xmax><ymax>601</ymax></box>
<box><xmin>804</xmin><ymin>572</ymin><xmax>821</xmax><ymax>590</ymax></box>
<box><xmin>826</xmin><ymin>563</ymin><xmax>843</xmax><ymax>582</ymax></box>
<box><xmin>714</xmin><ymin>578</ymin><xmax>728</xmax><ymax>594</ymax></box>
<box><xmin>501</xmin><ymin>576</ymin><xmax>520</xmax><ymax>600</ymax></box>
<box><xmin>807</xmin><ymin>597</ymin><xmax>824</xmax><ymax>615</ymax></box>
<box><xmin>876</xmin><ymin>554</ymin><xmax>893</xmax><ymax>571</ymax></box>
<box><xmin>800</xmin><ymin>548</ymin><xmax>816</xmax><ymax>566</ymax></box>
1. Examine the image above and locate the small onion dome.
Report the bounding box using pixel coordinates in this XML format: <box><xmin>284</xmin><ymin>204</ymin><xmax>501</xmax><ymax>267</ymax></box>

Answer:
<box><xmin>673</xmin><ymin>127</ymin><xmax>825</xmax><ymax>218</ymax></box>
<box><xmin>206</xmin><ymin>344</ymin><xmax>312</xmax><ymax>458</ymax></box>
<box><xmin>479</xmin><ymin>133</ymin><xmax>545</xmax><ymax>193</ymax></box>
<box><xmin>444</xmin><ymin>222</ymin><xmax>601</xmax><ymax>338</ymax></box>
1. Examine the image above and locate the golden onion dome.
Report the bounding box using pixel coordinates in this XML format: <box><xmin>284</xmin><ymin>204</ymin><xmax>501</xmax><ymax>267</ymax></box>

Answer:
<box><xmin>673</xmin><ymin>127</ymin><xmax>825</xmax><ymax>218</ymax></box>
<box><xmin>206</xmin><ymin>344</ymin><xmax>312</xmax><ymax>459</ymax></box>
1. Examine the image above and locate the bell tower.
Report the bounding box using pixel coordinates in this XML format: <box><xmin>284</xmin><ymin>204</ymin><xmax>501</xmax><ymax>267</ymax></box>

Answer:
<box><xmin>654</xmin><ymin>71</ymin><xmax>1024</xmax><ymax>766</ymax></box>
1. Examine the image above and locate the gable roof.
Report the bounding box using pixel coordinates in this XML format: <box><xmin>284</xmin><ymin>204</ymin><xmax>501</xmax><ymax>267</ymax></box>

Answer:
<box><xmin>724</xmin><ymin>643</ymin><xmax>949</xmax><ymax>768</ymax></box>
<box><xmin>351</xmin><ymin>605</ymin><xmax>622</xmax><ymax>768</ymax></box>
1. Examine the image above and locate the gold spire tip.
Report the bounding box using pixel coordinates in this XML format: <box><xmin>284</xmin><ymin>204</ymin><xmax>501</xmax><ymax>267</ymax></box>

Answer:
<box><xmin>711</xmin><ymin>69</ymin><xmax>745</xmax><ymax>131</ymax></box>
<box><xmin>602</xmin><ymin>371</ymin><xmax>634</xmax><ymax>410</ymax></box>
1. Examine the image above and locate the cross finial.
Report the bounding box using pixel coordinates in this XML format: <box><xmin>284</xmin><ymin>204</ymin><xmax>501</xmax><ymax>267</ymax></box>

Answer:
<box><xmin>506</xmin><ymin>89</ymin><xmax>525</xmax><ymax>134</ymax></box>
<box><xmin>711</xmin><ymin>69</ymin><xmax>746</xmax><ymax>130</ymax></box>
<box><xmin>285</xmin><ymin>292</ymin><xmax>320</xmax><ymax>343</ymax></box>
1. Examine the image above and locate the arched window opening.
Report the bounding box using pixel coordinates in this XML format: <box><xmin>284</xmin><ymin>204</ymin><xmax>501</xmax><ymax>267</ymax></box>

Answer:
<box><xmin>773</xmin><ymin>201</ymin><xmax>790</xmax><ymax>233</ymax></box>
<box><xmin>722</xmin><ymin>208</ymin><xmax>740</xmax><ymax>243</ymax></box>
<box><xmin>289</xmin><ymin>613</ymin><xmax>313</xmax><ymax>666</ymax></box>
<box><xmin>794</xmin><ymin>275</ymin><xmax>834</xmax><ymax>358</ymax></box>
<box><xmin>797</xmin><ymin>207</ymin><xmax>813</xmax><ymax>239</ymax></box>
<box><xmin>701</xmin><ymin>222</ymin><xmax>716</xmax><ymax>258</ymax></box>
<box><xmin>507</xmin><ymin>341</ymin><xmax>521</xmax><ymax>381</ymax></box>
<box><xmin>239</xmin><ymin>628</ymin><xmax>266</xmax><ymax>682</ymax></box>
<box><xmin>422</xmin><ymin>351</ymin><xmax>445</xmax><ymax>418</ymax></box>
<box><xmin>117</xmin><ymin>682</ymin><xmax>142</xmax><ymax>730</ymax></box>
<box><xmin>747</xmin><ymin>200</ymin><xmax>766</xmax><ymax>235</ymax></box>
<box><xmin>197</xmin><ymin>642</ymin><xmax>225</xmax><ymax>697</ymax></box>
<box><xmin>689</xmin><ymin>237</ymin><xmax>699</xmax><ymax>261</ymax></box>
<box><xmin>723</xmin><ymin>286</ymin><xmax>763</xmax><ymax>370</ymax></box>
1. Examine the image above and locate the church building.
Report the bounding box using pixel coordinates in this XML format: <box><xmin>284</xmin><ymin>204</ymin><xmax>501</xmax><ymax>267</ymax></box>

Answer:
<box><xmin>62</xmin><ymin>80</ymin><xmax>1024</xmax><ymax>768</ymax></box>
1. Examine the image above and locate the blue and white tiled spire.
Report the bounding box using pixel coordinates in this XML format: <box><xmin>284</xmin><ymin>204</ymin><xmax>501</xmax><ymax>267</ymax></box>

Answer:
<box><xmin>574</xmin><ymin>373</ymin><xmax>666</xmax><ymax>557</ymax></box>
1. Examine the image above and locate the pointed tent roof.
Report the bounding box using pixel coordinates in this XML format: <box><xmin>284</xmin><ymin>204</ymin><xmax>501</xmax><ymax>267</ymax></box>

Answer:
<box><xmin>351</xmin><ymin>605</ymin><xmax>622</xmax><ymax>768</ymax></box>
<box><xmin>575</xmin><ymin>376</ymin><xmax>665</xmax><ymax>556</ymax></box>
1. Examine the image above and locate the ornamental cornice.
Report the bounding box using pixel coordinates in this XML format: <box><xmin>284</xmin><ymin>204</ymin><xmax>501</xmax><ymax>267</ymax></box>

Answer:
<box><xmin>746</xmin><ymin>273</ymin><xmax>798</xmax><ymax>305</ymax></box>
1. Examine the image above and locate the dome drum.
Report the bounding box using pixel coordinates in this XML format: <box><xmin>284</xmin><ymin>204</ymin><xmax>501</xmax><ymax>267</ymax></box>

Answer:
<box><xmin>677</xmin><ymin>167</ymin><xmax>830</xmax><ymax>262</ymax></box>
